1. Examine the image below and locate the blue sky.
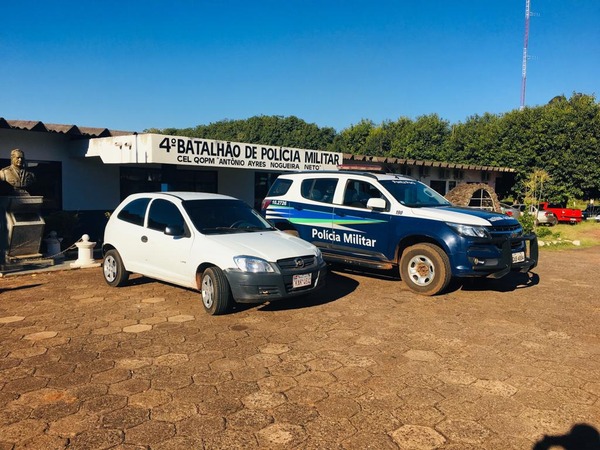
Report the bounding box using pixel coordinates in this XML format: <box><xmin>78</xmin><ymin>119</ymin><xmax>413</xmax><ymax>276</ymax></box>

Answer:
<box><xmin>2</xmin><ymin>1</ymin><xmax>599</xmax><ymax>133</ymax></box>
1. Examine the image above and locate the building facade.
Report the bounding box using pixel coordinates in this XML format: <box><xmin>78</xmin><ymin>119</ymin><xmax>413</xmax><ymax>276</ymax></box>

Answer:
<box><xmin>1</xmin><ymin>118</ymin><xmax>515</xmax><ymax>242</ymax></box>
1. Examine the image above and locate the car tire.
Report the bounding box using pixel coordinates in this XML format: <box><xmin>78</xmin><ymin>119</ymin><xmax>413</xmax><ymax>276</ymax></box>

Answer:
<box><xmin>103</xmin><ymin>249</ymin><xmax>129</xmax><ymax>287</ymax></box>
<box><xmin>200</xmin><ymin>267</ymin><xmax>232</xmax><ymax>315</ymax></box>
<box><xmin>399</xmin><ymin>243</ymin><xmax>451</xmax><ymax>296</ymax></box>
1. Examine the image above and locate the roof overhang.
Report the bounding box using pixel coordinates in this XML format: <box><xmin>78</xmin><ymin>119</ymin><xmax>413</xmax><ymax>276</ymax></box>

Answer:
<box><xmin>86</xmin><ymin>133</ymin><xmax>344</xmax><ymax>171</ymax></box>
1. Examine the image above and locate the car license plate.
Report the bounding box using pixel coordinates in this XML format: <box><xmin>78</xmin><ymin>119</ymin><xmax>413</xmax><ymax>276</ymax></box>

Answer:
<box><xmin>512</xmin><ymin>251</ymin><xmax>525</xmax><ymax>263</ymax></box>
<box><xmin>293</xmin><ymin>273</ymin><xmax>312</xmax><ymax>288</ymax></box>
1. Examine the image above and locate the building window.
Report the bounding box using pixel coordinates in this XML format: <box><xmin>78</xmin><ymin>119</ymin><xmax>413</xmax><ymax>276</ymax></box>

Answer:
<box><xmin>439</xmin><ymin>168</ymin><xmax>450</xmax><ymax>179</ymax></box>
<box><xmin>453</xmin><ymin>169</ymin><xmax>464</xmax><ymax>180</ymax></box>
<box><xmin>468</xmin><ymin>188</ymin><xmax>494</xmax><ymax>210</ymax></box>
<box><xmin>120</xmin><ymin>167</ymin><xmax>162</xmax><ymax>199</ymax></box>
<box><xmin>418</xmin><ymin>166</ymin><xmax>430</xmax><ymax>178</ymax></box>
<box><xmin>120</xmin><ymin>166</ymin><xmax>218</xmax><ymax>200</ymax></box>
<box><xmin>429</xmin><ymin>180</ymin><xmax>446</xmax><ymax>195</ymax></box>
<box><xmin>399</xmin><ymin>166</ymin><xmax>412</xmax><ymax>177</ymax></box>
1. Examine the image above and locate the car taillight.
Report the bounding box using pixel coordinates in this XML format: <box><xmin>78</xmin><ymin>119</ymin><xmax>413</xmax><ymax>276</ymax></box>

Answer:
<box><xmin>261</xmin><ymin>199</ymin><xmax>271</xmax><ymax>210</ymax></box>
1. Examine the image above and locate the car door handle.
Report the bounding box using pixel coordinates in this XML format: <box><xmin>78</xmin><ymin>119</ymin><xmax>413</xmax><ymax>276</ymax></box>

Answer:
<box><xmin>141</xmin><ymin>235</ymin><xmax>148</xmax><ymax>243</ymax></box>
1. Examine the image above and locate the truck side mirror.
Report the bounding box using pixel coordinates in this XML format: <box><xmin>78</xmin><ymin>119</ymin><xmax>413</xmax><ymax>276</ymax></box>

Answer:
<box><xmin>367</xmin><ymin>197</ymin><xmax>386</xmax><ymax>210</ymax></box>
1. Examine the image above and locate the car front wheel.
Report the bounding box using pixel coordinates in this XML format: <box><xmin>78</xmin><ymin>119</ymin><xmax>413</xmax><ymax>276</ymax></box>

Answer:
<box><xmin>199</xmin><ymin>267</ymin><xmax>232</xmax><ymax>315</ymax></box>
<box><xmin>399</xmin><ymin>243</ymin><xmax>451</xmax><ymax>296</ymax></box>
<box><xmin>103</xmin><ymin>249</ymin><xmax>129</xmax><ymax>287</ymax></box>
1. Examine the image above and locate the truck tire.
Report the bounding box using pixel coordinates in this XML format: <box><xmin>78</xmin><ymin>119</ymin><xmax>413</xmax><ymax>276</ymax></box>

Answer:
<box><xmin>399</xmin><ymin>243</ymin><xmax>451</xmax><ymax>296</ymax></box>
<box><xmin>199</xmin><ymin>267</ymin><xmax>233</xmax><ymax>315</ymax></box>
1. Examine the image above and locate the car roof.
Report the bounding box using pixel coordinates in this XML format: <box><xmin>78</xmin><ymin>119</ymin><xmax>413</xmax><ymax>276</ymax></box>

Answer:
<box><xmin>125</xmin><ymin>192</ymin><xmax>238</xmax><ymax>202</ymax></box>
<box><xmin>278</xmin><ymin>171</ymin><xmax>415</xmax><ymax>182</ymax></box>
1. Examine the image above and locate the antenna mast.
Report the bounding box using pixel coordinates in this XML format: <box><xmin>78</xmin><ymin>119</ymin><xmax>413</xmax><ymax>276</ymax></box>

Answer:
<box><xmin>520</xmin><ymin>0</ymin><xmax>531</xmax><ymax>110</ymax></box>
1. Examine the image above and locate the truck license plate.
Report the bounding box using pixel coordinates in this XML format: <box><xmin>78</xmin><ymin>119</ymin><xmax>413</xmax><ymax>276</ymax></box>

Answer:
<box><xmin>512</xmin><ymin>252</ymin><xmax>525</xmax><ymax>263</ymax></box>
<box><xmin>293</xmin><ymin>273</ymin><xmax>312</xmax><ymax>288</ymax></box>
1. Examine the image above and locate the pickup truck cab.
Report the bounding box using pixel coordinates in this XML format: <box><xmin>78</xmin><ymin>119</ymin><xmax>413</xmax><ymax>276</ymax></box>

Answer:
<box><xmin>261</xmin><ymin>171</ymin><xmax>538</xmax><ymax>296</ymax></box>
<box><xmin>539</xmin><ymin>202</ymin><xmax>582</xmax><ymax>224</ymax></box>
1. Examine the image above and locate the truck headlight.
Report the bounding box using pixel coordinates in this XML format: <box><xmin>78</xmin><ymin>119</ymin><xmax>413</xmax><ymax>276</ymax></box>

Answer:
<box><xmin>234</xmin><ymin>256</ymin><xmax>275</xmax><ymax>273</ymax></box>
<box><xmin>447</xmin><ymin>223</ymin><xmax>491</xmax><ymax>239</ymax></box>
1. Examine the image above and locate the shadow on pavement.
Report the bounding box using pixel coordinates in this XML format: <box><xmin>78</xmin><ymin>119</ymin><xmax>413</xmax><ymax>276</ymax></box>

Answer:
<box><xmin>457</xmin><ymin>271</ymin><xmax>540</xmax><ymax>293</ymax></box>
<box><xmin>532</xmin><ymin>423</ymin><xmax>600</xmax><ymax>450</ymax></box>
<box><xmin>0</xmin><ymin>283</ymin><xmax>43</xmax><ymax>295</ymax></box>
<box><xmin>257</xmin><ymin>271</ymin><xmax>359</xmax><ymax>312</ymax></box>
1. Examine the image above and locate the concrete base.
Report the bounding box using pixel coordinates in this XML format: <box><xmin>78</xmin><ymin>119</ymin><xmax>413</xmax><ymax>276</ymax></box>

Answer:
<box><xmin>0</xmin><ymin>256</ymin><xmax>57</xmax><ymax>276</ymax></box>
<box><xmin>69</xmin><ymin>260</ymin><xmax>101</xmax><ymax>269</ymax></box>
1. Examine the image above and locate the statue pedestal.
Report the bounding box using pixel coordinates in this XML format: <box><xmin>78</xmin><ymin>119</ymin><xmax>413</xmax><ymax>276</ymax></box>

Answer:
<box><xmin>1</xmin><ymin>196</ymin><xmax>49</xmax><ymax>272</ymax></box>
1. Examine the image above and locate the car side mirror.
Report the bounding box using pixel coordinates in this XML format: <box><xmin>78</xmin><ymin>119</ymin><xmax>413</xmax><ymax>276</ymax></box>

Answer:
<box><xmin>367</xmin><ymin>197</ymin><xmax>386</xmax><ymax>210</ymax></box>
<box><xmin>164</xmin><ymin>225</ymin><xmax>184</xmax><ymax>237</ymax></box>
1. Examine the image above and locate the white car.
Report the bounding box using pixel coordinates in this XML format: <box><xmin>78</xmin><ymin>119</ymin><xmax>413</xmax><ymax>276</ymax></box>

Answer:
<box><xmin>102</xmin><ymin>192</ymin><xmax>327</xmax><ymax>315</ymax></box>
<box><xmin>515</xmin><ymin>204</ymin><xmax>558</xmax><ymax>226</ymax></box>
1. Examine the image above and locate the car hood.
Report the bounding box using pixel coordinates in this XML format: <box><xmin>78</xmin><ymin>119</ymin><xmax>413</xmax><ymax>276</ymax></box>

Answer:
<box><xmin>408</xmin><ymin>205</ymin><xmax>519</xmax><ymax>227</ymax></box>
<box><xmin>204</xmin><ymin>230</ymin><xmax>318</xmax><ymax>261</ymax></box>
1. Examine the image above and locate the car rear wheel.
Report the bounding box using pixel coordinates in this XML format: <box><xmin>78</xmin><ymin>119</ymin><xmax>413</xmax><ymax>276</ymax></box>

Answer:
<box><xmin>399</xmin><ymin>243</ymin><xmax>451</xmax><ymax>296</ymax></box>
<box><xmin>200</xmin><ymin>267</ymin><xmax>232</xmax><ymax>315</ymax></box>
<box><xmin>103</xmin><ymin>249</ymin><xmax>129</xmax><ymax>287</ymax></box>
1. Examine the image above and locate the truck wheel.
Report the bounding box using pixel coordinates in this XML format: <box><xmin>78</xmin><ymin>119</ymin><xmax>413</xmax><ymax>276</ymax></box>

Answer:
<box><xmin>102</xmin><ymin>249</ymin><xmax>129</xmax><ymax>287</ymax></box>
<box><xmin>199</xmin><ymin>267</ymin><xmax>232</xmax><ymax>315</ymax></box>
<box><xmin>399</xmin><ymin>243</ymin><xmax>451</xmax><ymax>296</ymax></box>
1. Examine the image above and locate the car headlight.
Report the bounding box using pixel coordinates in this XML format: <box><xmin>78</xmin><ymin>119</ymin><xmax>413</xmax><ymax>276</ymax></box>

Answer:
<box><xmin>234</xmin><ymin>256</ymin><xmax>275</xmax><ymax>273</ymax></box>
<box><xmin>447</xmin><ymin>223</ymin><xmax>491</xmax><ymax>239</ymax></box>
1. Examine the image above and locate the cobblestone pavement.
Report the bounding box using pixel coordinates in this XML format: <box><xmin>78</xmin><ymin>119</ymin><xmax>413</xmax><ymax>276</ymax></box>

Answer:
<box><xmin>1</xmin><ymin>247</ymin><xmax>599</xmax><ymax>449</ymax></box>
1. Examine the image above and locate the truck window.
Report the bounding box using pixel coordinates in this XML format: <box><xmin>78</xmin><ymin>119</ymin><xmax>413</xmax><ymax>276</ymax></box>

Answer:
<box><xmin>300</xmin><ymin>178</ymin><xmax>338</xmax><ymax>203</ymax></box>
<box><xmin>343</xmin><ymin>179</ymin><xmax>388</xmax><ymax>210</ymax></box>
<box><xmin>266</xmin><ymin>179</ymin><xmax>293</xmax><ymax>197</ymax></box>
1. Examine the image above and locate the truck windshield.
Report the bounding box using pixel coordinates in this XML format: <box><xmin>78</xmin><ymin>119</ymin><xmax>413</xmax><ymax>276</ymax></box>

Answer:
<box><xmin>380</xmin><ymin>179</ymin><xmax>451</xmax><ymax>208</ymax></box>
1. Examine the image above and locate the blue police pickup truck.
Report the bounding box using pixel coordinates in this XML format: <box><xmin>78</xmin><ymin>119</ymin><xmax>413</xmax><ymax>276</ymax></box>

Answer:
<box><xmin>261</xmin><ymin>171</ymin><xmax>538</xmax><ymax>296</ymax></box>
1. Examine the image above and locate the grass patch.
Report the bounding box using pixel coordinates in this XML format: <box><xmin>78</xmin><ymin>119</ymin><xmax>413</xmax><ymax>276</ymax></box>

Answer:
<box><xmin>537</xmin><ymin>220</ymin><xmax>600</xmax><ymax>250</ymax></box>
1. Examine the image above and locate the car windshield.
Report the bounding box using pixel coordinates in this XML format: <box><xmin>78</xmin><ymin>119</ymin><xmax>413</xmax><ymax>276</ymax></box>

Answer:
<box><xmin>183</xmin><ymin>199</ymin><xmax>275</xmax><ymax>234</ymax></box>
<box><xmin>380</xmin><ymin>179</ymin><xmax>451</xmax><ymax>207</ymax></box>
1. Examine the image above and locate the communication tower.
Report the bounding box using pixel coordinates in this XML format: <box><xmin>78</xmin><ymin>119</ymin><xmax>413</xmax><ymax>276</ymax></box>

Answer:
<box><xmin>520</xmin><ymin>0</ymin><xmax>531</xmax><ymax>110</ymax></box>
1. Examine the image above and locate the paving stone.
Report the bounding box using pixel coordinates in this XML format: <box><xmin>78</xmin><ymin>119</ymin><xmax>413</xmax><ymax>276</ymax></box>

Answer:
<box><xmin>389</xmin><ymin>424</ymin><xmax>447</xmax><ymax>449</ymax></box>
<box><xmin>226</xmin><ymin>408</ymin><xmax>274</xmax><ymax>429</ymax></box>
<box><xmin>128</xmin><ymin>389</ymin><xmax>171</xmax><ymax>408</ymax></box>
<box><xmin>102</xmin><ymin>406</ymin><xmax>149</xmax><ymax>429</ymax></box>
<box><xmin>256</xmin><ymin>423</ymin><xmax>306</xmax><ymax>447</ymax></box>
<box><xmin>1</xmin><ymin>249</ymin><xmax>599</xmax><ymax>448</ymax></box>
<box><xmin>122</xmin><ymin>324</ymin><xmax>153</xmax><ymax>333</ymax></box>
<box><xmin>69</xmin><ymin>429</ymin><xmax>124</xmax><ymax>449</ymax></box>
<box><xmin>272</xmin><ymin>402</ymin><xmax>319</xmax><ymax>425</ymax></box>
<box><xmin>242</xmin><ymin>391</ymin><xmax>286</xmax><ymax>409</ymax></box>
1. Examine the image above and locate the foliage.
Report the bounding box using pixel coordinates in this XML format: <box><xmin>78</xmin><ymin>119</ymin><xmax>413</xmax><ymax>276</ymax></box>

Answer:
<box><xmin>518</xmin><ymin>210</ymin><xmax>536</xmax><ymax>235</ymax></box>
<box><xmin>148</xmin><ymin>115</ymin><xmax>336</xmax><ymax>151</ymax></box>
<box><xmin>147</xmin><ymin>93</ymin><xmax>600</xmax><ymax>202</ymax></box>
<box><xmin>535</xmin><ymin>226</ymin><xmax>553</xmax><ymax>238</ymax></box>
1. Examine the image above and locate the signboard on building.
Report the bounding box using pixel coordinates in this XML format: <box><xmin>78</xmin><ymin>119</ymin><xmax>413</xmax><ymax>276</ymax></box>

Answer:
<box><xmin>87</xmin><ymin>133</ymin><xmax>342</xmax><ymax>172</ymax></box>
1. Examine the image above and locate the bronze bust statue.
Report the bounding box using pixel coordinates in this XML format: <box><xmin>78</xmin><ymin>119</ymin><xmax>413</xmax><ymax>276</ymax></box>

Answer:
<box><xmin>0</xmin><ymin>149</ymin><xmax>36</xmax><ymax>194</ymax></box>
